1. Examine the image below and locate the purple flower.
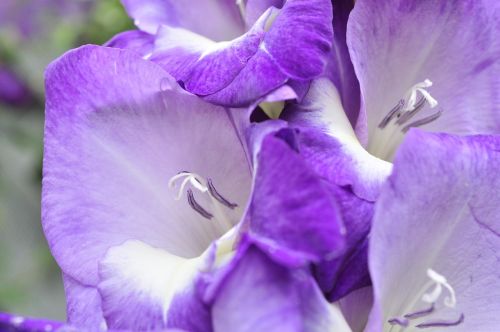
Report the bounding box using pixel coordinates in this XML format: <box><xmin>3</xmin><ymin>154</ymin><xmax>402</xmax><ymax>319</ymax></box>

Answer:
<box><xmin>108</xmin><ymin>0</ymin><xmax>333</xmax><ymax>107</ymax></box>
<box><xmin>41</xmin><ymin>44</ymin><xmax>351</xmax><ymax>331</ymax></box>
<box><xmin>366</xmin><ymin>131</ymin><xmax>500</xmax><ymax>331</ymax></box>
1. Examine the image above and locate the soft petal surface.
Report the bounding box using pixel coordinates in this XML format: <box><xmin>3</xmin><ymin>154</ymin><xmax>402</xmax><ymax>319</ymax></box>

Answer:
<box><xmin>43</xmin><ymin>45</ymin><xmax>251</xmax><ymax>289</ymax></box>
<box><xmin>348</xmin><ymin>0</ymin><xmax>500</xmax><ymax>151</ymax></box>
<box><xmin>283</xmin><ymin>79</ymin><xmax>391</xmax><ymax>201</ymax></box>
<box><xmin>98</xmin><ymin>240</ymin><xmax>207</xmax><ymax>330</ymax></box>
<box><xmin>120</xmin><ymin>0</ymin><xmax>245</xmax><ymax>41</ymax></box>
<box><xmin>149</xmin><ymin>0</ymin><xmax>333</xmax><ymax>107</ymax></box>
<box><xmin>63</xmin><ymin>274</ymin><xmax>106</xmax><ymax>330</ymax></box>
<box><xmin>248</xmin><ymin>127</ymin><xmax>346</xmax><ymax>261</ymax></box>
<box><xmin>367</xmin><ymin>130</ymin><xmax>500</xmax><ymax>332</ymax></box>
<box><xmin>209</xmin><ymin>239</ymin><xmax>352</xmax><ymax>332</ymax></box>
<box><xmin>104</xmin><ymin>30</ymin><xmax>155</xmax><ymax>57</ymax></box>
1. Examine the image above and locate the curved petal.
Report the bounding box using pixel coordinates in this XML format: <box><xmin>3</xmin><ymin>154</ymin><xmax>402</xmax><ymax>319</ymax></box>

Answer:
<box><xmin>120</xmin><ymin>0</ymin><xmax>245</xmax><ymax>41</ymax></box>
<box><xmin>325</xmin><ymin>0</ymin><xmax>360</xmax><ymax>127</ymax></box>
<box><xmin>63</xmin><ymin>274</ymin><xmax>106</xmax><ymax>330</ymax></box>
<box><xmin>244</xmin><ymin>0</ymin><xmax>284</xmax><ymax>27</ymax></box>
<box><xmin>43</xmin><ymin>45</ymin><xmax>251</xmax><ymax>288</ymax></box>
<box><xmin>149</xmin><ymin>0</ymin><xmax>333</xmax><ymax>107</ymax></box>
<box><xmin>282</xmin><ymin>79</ymin><xmax>391</xmax><ymax>201</ymax></box>
<box><xmin>104</xmin><ymin>30</ymin><xmax>155</xmax><ymax>57</ymax></box>
<box><xmin>98</xmin><ymin>240</ymin><xmax>208</xmax><ymax>330</ymax></box>
<box><xmin>248</xmin><ymin>127</ymin><xmax>346</xmax><ymax>261</ymax></box>
<box><xmin>348</xmin><ymin>0</ymin><xmax>500</xmax><ymax>148</ymax></box>
<box><xmin>209</xmin><ymin>238</ymin><xmax>352</xmax><ymax>332</ymax></box>
<box><xmin>367</xmin><ymin>130</ymin><xmax>500</xmax><ymax>331</ymax></box>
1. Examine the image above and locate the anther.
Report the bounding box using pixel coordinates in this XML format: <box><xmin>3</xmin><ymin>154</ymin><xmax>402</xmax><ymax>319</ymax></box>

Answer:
<box><xmin>187</xmin><ymin>189</ymin><xmax>213</xmax><ymax>220</ymax></box>
<box><xmin>416</xmin><ymin>313</ymin><xmax>464</xmax><ymax>329</ymax></box>
<box><xmin>378</xmin><ymin>99</ymin><xmax>404</xmax><ymax>129</ymax></box>
<box><xmin>402</xmin><ymin>110</ymin><xmax>442</xmax><ymax>133</ymax></box>
<box><xmin>207</xmin><ymin>179</ymin><xmax>238</xmax><ymax>209</ymax></box>
<box><xmin>404</xmin><ymin>303</ymin><xmax>435</xmax><ymax>319</ymax></box>
<box><xmin>395</xmin><ymin>96</ymin><xmax>426</xmax><ymax>125</ymax></box>
<box><xmin>388</xmin><ymin>317</ymin><xmax>409</xmax><ymax>327</ymax></box>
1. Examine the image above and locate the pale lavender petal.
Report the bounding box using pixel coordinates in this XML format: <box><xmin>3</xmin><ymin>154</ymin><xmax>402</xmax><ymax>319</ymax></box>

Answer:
<box><xmin>209</xmin><ymin>239</ymin><xmax>352</xmax><ymax>332</ymax></box>
<box><xmin>120</xmin><ymin>0</ymin><xmax>245</xmax><ymax>41</ymax></box>
<box><xmin>367</xmin><ymin>130</ymin><xmax>500</xmax><ymax>331</ymax></box>
<box><xmin>348</xmin><ymin>0</ymin><xmax>500</xmax><ymax>150</ymax></box>
<box><xmin>43</xmin><ymin>45</ymin><xmax>251</xmax><ymax>289</ymax></box>
<box><xmin>104</xmin><ymin>30</ymin><xmax>155</xmax><ymax>57</ymax></box>
<box><xmin>244</xmin><ymin>0</ymin><xmax>284</xmax><ymax>27</ymax></box>
<box><xmin>63</xmin><ymin>274</ymin><xmax>106</xmax><ymax>330</ymax></box>
<box><xmin>339</xmin><ymin>287</ymin><xmax>373</xmax><ymax>332</ymax></box>
<box><xmin>97</xmin><ymin>240</ymin><xmax>208</xmax><ymax>330</ymax></box>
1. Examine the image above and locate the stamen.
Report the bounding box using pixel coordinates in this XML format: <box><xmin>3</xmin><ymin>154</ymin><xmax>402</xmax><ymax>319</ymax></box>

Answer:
<box><xmin>395</xmin><ymin>96</ymin><xmax>426</xmax><ymax>125</ymax></box>
<box><xmin>404</xmin><ymin>303</ymin><xmax>435</xmax><ymax>319</ymax></box>
<box><xmin>416</xmin><ymin>313</ymin><xmax>464</xmax><ymax>329</ymax></box>
<box><xmin>388</xmin><ymin>317</ymin><xmax>409</xmax><ymax>327</ymax></box>
<box><xmin>378</xmin><ymin>99</ymin><xmax>404</xmax><ymax>129</ymax></box>
<box><xmin>187</xmin><ymin>189</ymin><xmax>213</xmax><ymax>220</ymax></box>
<box><xmin>402</xmin><ymin>110</ymin><xmax>442</xmax><ymax>133</ymax></box>
<box><xmin>207</xmin><ymin>179</ymin><xmax>238</xmax><ymax>209</ymax></box>
<box><xmin>422</xmin><ymin>269</ymin><xmax>456</xmax><ymax>308</ymax></box>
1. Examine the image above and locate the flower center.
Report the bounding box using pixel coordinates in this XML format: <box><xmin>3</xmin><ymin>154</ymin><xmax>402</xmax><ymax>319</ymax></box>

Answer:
<box><xmin>368</xmin><ymin>79</ymin><xmax>441</xmax><ymax>161</ymax></box>
<box><xmin>387</xmin><ymin>269</ymin><xmax>464</xmax><ymax>332</ymax></box>
<box><xmin>168</xmin><ymin>171</ymin><xmax>238</xmax><ymax>233</ymax></box>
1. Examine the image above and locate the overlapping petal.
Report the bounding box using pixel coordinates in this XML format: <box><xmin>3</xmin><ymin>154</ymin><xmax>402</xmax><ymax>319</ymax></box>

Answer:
<box><xmin>367</xmin><ymin>130</ymin><xmax>500</xmax><ymax>331</ymax></box>
<box><xmin>120</xmin><ymin>0</ymin><xmax>245</xmax><ymax>41</ymax></box>
<box><xmin>348</xmin><ymin>0</ymin><xmax>500</xmax><ymax>146</ymax></box>
<box><xmin>207</xmin><ymin>237</ymin><xmax>352</xmax><ymax>332</ymax></box>
<box><xmin>43</xmin><ymin>45</ymin><xmax>251</xmax><ymax>329</ymax></box>
<box><xmin>147</xmin><ymin>0</ymin><xmax>333</xmax><ymax>107</ymax></box>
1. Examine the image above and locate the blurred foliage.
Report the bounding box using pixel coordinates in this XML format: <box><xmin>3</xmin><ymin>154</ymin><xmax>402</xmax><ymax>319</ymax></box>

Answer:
<box><xmin>0</xmin><ymin>0</ymin><xmax>133</xmax><ymax>319</ymax></box>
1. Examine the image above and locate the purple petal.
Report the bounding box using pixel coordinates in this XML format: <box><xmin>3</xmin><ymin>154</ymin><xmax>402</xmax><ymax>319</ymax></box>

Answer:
<box><xmin>264</xmin><ymin>0</ymin><xmax>333</xmax><ymax>79</ymax></box>
<box><xmin>244</xmin><ymin>0</ymin><xmax>284</xmax><ymax>27</ymax></box>
<box><xmin>97</xmin><ymin>240</ymin><xmax>207</xmax><ymax>330</ymax></box>
<box><xmin>367</xmin><ymin>130</ymin><xmax>500</xmax><ymax>331</ymax></box>
<box><xmin>43</xmin><ymin>45</ymin><xmax>251</xmax><ymax>288</ymax></box>
<box><xmin>325</xmin><ymin>0</ymin><xmax>360</xmax><ymax>127</ymax></box>
<box><xmin>283</xmin><ymin>79</ymin><xmax>392</xmax><ymax>201</ymax></box>
<box><xmin>120</xmin><ymin>0</ymin><xmax>245</xmax><ymax>41</ymax></box>
<box><xmin>63</xmin><ymin>274</ymin><xmax>105</xmax><ymax>330</ymax></box>
<box><xmin>0</xmin><ymin>312</ymin><xmax>63</xmax><ymax>332</ymax></box>
<box><xmin>247</xmin><ymin>127</ymin><xmax>346</xmax><ymax>261</ymax></box>
<box><xmin>104</xmin><ymin>30</ymin><xmax>155</xmax><ymax>57</ymax></box>
<box><xmin>209</xmin><ymin>238</ymin><xmax>352</xmax><ymax>332</ymax></box>
<box><xmin>149</xmin><ymin>0</ymin><xmax>333</xmax><ymax>107</ymax></box>
<box><xmin>339</xmin><ymin>287</ymin><xmax>373</xmax><ymax>332</ymax></box>
<box><xmin>347</xmin><ymin>0</ymin><xmax>500</xmax><ymax>154</ymax></box>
